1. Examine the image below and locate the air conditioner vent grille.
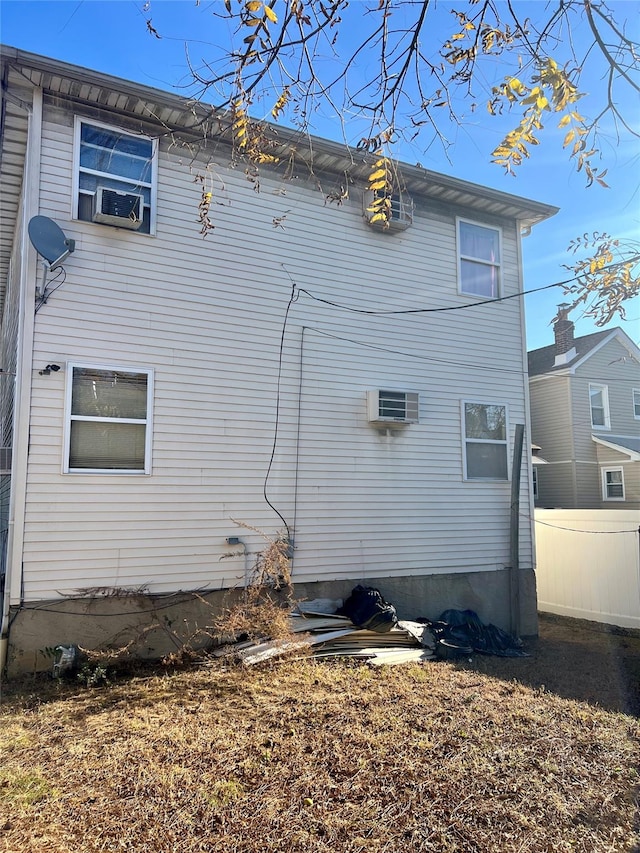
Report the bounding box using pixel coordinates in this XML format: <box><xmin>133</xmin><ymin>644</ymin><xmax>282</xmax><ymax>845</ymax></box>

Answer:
<box><xmin>367</xmin><ymin>390</ymin><xmax>419</xmax><ymax>425</ymax></box>
<box><xmin>92</xmin><ymin>188</ymin><xmax>144</xmax><ymax>230</ymax></box>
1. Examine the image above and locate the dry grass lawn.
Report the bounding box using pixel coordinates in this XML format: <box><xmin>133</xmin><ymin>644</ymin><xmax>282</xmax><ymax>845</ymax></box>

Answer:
<box><xmin>1</xmin><ymin>615</ymin><xmax>639</xmax><ymax>853</ymax></box>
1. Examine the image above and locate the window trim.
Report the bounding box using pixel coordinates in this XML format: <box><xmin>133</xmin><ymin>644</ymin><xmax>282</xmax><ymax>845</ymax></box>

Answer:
<box><xmin>63</xmin><ymin>362</ymin><xmax>154</xmax><ymax>474</ymax></box>
<box><xmin>601</xmin><ymin>466</ymin><xmax>625</xmax><ymax>501</ymax></box>
<box><xmin>633</xmin><ymin>389</ymin><xmax>640</xmax><ymax>420</ymax></box>
<box><xmin>461</xmin><ymin>400</ymin><xmax>510</xmax><ymax>481</ymax></box>
<box><xmin>72</xmin><ymin>116</ymin><xmax>158</xmax><ymax>235</ymax></box>
<box><xmin>532</xmin><ymin>466</ymin><xmax>538</xmax><ymax>500</ymax></box>
<box><xmin>456</xmin><ymin>217</ymin><xmax>502</xmax><ymax>299</ymax></box>
<box><xmin>589</xmin><ymin>382</ymin><xmax>610</xmax><ymax>429</ymax></box>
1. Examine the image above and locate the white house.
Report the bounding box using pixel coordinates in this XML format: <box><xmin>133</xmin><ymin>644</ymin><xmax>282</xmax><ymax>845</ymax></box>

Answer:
<box><xmin>0</xmin><ymin>47</ymin><xmax>558</xmax><ymax>673</ymax></box>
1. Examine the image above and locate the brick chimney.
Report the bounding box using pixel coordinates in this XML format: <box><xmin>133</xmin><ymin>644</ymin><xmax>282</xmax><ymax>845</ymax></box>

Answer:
<box><xmin>553</xmin><ymin>304</ymin><xmax>577</xmax><ymax>366</ymax></box>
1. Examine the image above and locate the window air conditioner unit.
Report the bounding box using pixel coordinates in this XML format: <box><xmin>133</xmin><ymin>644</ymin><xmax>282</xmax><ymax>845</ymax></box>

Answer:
<box><xmin>92</xmin><ymin>187</ymin><xmax>144</xmax><ymax>230</ymax></box>
<box><xmin>364</xmin><ymin>191</ymin><xmax>414</xmax><ymax>233</ymax></box>
<box><xmin>0</xmin><ymin>447</ymin><xmax>12</xmax><ymax>474</ymax></box>
<box><xmin>367</xmin><ymin>390</ymin><xmax>419</xmax><ymax>424</ymax></box>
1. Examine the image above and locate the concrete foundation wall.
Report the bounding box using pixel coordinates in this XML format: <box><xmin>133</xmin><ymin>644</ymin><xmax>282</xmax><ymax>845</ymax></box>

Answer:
<box><xmin>6</xmin><ymin>568</ymin><xmax>537</xmax><ymax>675</ymax></box>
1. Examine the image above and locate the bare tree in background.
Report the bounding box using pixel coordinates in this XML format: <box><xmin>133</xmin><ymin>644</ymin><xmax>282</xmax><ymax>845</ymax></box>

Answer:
<box><xmin>144</xmin><ymin>0</ymin><xmax>640</xmax><ymax>322</ymax></box>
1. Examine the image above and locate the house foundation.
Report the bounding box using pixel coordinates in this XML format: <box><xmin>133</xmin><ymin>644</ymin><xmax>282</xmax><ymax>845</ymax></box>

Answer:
<box><xmin>5</xmin><ymin>568</ymin><xmax>537</xmax><ymax>676</ymax></box>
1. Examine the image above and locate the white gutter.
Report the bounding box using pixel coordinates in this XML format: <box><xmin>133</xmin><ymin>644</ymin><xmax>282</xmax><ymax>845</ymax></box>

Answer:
<box><xmin>0</xmin><ymin>85</ymin><xmax>41</xmax><ymax>674</ymax></box>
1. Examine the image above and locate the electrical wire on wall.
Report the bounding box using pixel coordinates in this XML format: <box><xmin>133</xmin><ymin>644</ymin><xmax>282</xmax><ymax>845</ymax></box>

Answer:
<box><xmin>34</xmin><ymin>267</ymin><xmax>66</xmax><ymax>314</ymax></box>
<box><xmin>261</xmin><ymin>275</ymin><xmax>299</xmax><ymax>546</ymax></box>
<box><xmin>259</xmin><ymin>257</ymin><xmax>639</xmax><ymax>549</ymax></box>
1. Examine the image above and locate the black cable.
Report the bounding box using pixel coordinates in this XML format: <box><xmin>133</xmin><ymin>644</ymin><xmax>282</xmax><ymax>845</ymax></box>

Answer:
<box><xmin>294</xmin><ymin>255</ymin><xmax>640</xmax><ymax>317</ymax></box>
<box><xmin>305</xmin><ymin>326</ymin><xmax>527</xmax><ymax>374</ymax></box>
<box><xmin>521</xmin><ymin>510</ymin><xmax>638</xmax><ymax>535</ymax></box>
<box><xmin>296</xmin><ymin>279</ymin><xmax>562</xmax><ymax>315</ymax></box>
<box><xmin>262</xmin><ymin>277</ymin><xmax>298</xmax><ymax>543</ymax></box>
<box><xmin>34</xmin><ymin>267</ymin><xmax>66</xmax><ymax>314</ymax></box>
<box><xmin>12</xmin><ymin>588</ymin><xmax>223</xmax><ymax>619</ymax></box>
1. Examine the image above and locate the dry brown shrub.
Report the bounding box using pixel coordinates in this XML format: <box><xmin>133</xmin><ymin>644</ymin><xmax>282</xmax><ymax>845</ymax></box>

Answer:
<box><xmin>214</xmin><ymin>523</ymin><xmax>295</xmax><ymax>643</ymax></box>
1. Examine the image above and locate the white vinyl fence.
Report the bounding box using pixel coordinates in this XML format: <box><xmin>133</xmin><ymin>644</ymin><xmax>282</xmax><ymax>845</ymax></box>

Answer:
<box><xmin>534</xmin><ymin>510</ymin><xmax>640</xmax><ymax>629</ymax></box>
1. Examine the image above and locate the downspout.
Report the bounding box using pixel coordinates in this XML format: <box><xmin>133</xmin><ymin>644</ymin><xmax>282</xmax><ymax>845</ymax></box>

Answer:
<box><xmin>0</xmin><ymin>84</ymin><xmax>42</xmax><ymax>675</ymax></box>
<box><xmin>515</xmin><ymin>222</ymin><xmax>533</xmax><ymax>635</ymax></box>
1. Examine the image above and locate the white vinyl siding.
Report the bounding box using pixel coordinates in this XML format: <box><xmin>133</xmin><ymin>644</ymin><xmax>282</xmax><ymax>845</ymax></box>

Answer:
<box><xmin>19</xmin><ymin>109</ymin><xmax>533</xmax><ymax>600</ymax></box>
<box><xmin>602</xmin><ymin>467</ymin><xmax>625</xmax><ymax>501</ymax></box>
<box><xmin>457</xmin><ymin>218</ymin><xmax>502</xmax><ymax>298</ymax></box>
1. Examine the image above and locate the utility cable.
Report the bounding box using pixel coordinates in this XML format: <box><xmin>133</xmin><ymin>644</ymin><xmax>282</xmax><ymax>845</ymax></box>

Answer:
<box><xmin>293</xmin><ymin>256</ymin><xmax>640</xmax><ymax>317</ymax></box>
<box><xmin>261</xmin><ymin>276</ymin><xmax>298</xmax><ymax>543</ymax></box>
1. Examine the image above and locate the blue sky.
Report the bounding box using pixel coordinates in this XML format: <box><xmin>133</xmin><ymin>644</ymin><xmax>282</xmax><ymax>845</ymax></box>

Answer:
<box><xmin>1</xmin><ymin>0</ymin><xmax>638</xmax><ymax>350</ymax></box>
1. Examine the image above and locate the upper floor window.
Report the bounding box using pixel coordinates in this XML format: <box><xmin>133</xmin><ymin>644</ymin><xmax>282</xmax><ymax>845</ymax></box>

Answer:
<box><xmin>602</xmin><ymin>467</ymin><xmax>624</xmax><ymax>501</ymax></box>
<box><xmin>633</xmin><ymin>389</ymin><xmax>640</xmax><ymax>419</ymax></box>
<box><xmin>589</xmin><ymin>383</ymin><xmax>610</xmax><ymax>429</ymax></box>
<box><xmin>462</xmin><ymin>401</ymin><xmax>509</xmax><ymax>480</ymax></box>
<box><xmin>457</xmin><ymin>219</ymin><xmax>501</xmax><ymax>298</ymax></box>
<box><xmin>64</xmin><ymin>364</ymin><xmax>153</xmax><ymax>474</ymax></box>
<box><xmin>73</xmin><ymin>118</ymin><xmax>157</xmax><ymax>234</ymax></box>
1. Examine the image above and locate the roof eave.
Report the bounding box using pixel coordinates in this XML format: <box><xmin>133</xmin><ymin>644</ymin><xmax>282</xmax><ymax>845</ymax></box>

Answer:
<box><xmin>1</xmin><ymin>45</ymin><xmax>559</xmax><ymax>228</ymax></box>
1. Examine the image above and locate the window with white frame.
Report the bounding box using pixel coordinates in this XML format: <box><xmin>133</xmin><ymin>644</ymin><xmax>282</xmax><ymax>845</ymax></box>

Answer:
<box><xmin>463</xmin><ymin>401</ymin><xmax>508</xmax><ymax>480</ymax></box>
<box><xmin>633</xmin><ymin>389</ymin><xmax>640</xmax><ymax>419</ymax></box>
<box><xmin>532</xmin><ymin>467</ymin><xmax>538</xmax><ymax>499</ymax></box>
<box><xmin>602</xmin><ymin>467</ymin><xmax>625</xmax><ymax>501</ymax></box>
<box><xmin>64</xmin><ymin>365</ymin><xmax>153</xmax><ymax>473</ymax></box>
<box><xmin>74</xmin><ymin>118</ymin><xmax>156</xmax><ymax>234</ymax></box>
<box><xmin>457</xmin><ymin>219</ymin><xmax>501</xmax><ymax>298</ymax></box>
<box><xmin>589</xmin><ymin>383</ymin><xmax>610</xmax><ymax>428</ymax></box>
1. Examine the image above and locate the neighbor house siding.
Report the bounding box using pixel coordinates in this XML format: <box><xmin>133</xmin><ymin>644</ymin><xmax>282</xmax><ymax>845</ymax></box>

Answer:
<box><xmin>574</xmin><ymin>338</ymin><xmax>640</xmax><ymax>436</ymax></box>
<box><xmin>529</xmin><ymin>374</ymin><xmax>575</xmax><ymax>507</ymax></box>
<box><xmin>16</xmin><ymin>105</ymin><xmax>534</xmax><ymax>601</ymax></box>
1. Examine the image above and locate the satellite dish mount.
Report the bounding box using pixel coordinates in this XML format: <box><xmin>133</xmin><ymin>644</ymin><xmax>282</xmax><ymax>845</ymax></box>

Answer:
<box><xmin>27</xmin><ymin>216</ymin><xmax>76</xmax><ymax>304</ymax></box>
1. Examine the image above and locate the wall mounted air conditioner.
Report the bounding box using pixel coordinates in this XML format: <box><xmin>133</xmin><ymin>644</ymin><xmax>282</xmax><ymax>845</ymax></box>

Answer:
<box><xmin>92</xmin><ymin>187</ymin><xmax>144</xmax><ymax>230</ymax></box>
<box><xmin>363</xmin><ymin>191</ymin><xmax>414</xmax><ymax>233</ymax></box>
<box><xmin>367</xmin><ymin>390</ymin><xmax>419</xmax><ymax>425</ymax></box>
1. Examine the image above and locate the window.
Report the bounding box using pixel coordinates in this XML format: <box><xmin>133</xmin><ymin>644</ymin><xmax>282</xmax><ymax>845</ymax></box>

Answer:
<box><xmin>633</xmin><ymin>389</ymin><xmax>640</xmax><ymax>419</ymax></box>
<box><xmin>74</xmin><ymin>118</ymin><xmax>157</xmax><ymax>234</ymax></box>
<box><xmin>457</xmin><ymin>219</ymin><xmax>501</xmax><ymax>298</ymax></box>
<box><xmin>463</xmin><ymin>402</ymin><xmax>508</xmax><ymax>480</ymax></box>
<box><xmin>64</xmin><ymin>365</ymin><xmax>153</xmax><ymax>473</ymax></box>
<box><xmin>602</xmin><ymin>467</ymin><xmax>625</xmax><ymax>501</ymax></box>
<box><xmin>532</xmin><ymin>467</ymin><xmax>538</xmax><ymax>499</ymax></box>
<box><xmin>589</xmin><ymin>383</ymin><xmax>610</xmax><ymax>429</ymax></box>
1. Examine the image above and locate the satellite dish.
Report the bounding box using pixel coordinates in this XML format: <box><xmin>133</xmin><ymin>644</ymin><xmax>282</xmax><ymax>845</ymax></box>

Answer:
<box><xmin>28</xmin><ymin>216</ymin><xmax>75</xmax><ymax>271</ymax></box>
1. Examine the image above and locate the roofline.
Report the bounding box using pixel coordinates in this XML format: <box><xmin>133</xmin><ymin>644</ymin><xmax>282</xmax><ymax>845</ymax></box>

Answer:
<box><xmin>0</xmin><ymin>44</ymin><xmax>559</xmax><ymax>225</ymax></box>
<box><xmin>528</xmin><ymin>327</ymin><xmax>640</xmax><ymax>378</ymax></box>
<box><xmin>592</xmin><ymin>434</ymin><xmax>640</xmax><ymax>461</ymax></box>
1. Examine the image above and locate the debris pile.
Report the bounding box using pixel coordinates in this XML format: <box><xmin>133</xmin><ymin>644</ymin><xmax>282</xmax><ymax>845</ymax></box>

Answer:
<box><xmin>214</xmin><ymin>587</ymin><xmax>528</xmax><ymax>667</ymax></box>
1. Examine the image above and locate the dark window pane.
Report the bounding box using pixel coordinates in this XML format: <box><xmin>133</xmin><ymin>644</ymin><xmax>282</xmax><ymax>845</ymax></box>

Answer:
<box><xmin>69</xmin><ymin>421</ymin><xmax>146</xmax><ymax>470</ymax></box>
<box><xmin>466</xmin><ymin>442</ymin><xmax>508</xmax><ymax>480</ymax></box>
<box><xmin>72</xmin><ymin>369</ymin><xmax>147</xmax><ymax>419</ymax></box>
<box><xmin>81</xmin><ymin>124</ymin><xmax>152</xmax><ymax>159</ymax></box>
<box><xmin>80</xmin><ymin>146</ymin><xmax>152</xmax><ymax>183</ymax></box>
<box><xmin>465</xmin><ymin>404</ymin><xmax>506</xmax><ymax>440</ymax></box>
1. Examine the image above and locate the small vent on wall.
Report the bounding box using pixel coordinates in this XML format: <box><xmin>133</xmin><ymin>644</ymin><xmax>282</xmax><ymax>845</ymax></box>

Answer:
<box><xmin>363</xmin><ymin>191</ymin><xmax>414</xmax><ymax>233</ymax></box>
<box><xmin>0</xmin><ymin>447</ymin><xmax>12</xmax><ymax>474</ymax></box>
<box><xmin>367</xmin><ymin>390</ymin><xmax>419</xmax><ymax>425</ymax></box>
<box><xmin>92</xmin><ymin>187</ymin><xmax>144</xmax><ymax>230</ymax></box>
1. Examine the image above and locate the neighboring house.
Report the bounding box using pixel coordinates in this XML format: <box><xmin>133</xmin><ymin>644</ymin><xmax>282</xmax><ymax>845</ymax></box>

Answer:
<box><xmin>0</xmin><ymin>47</ymin><xmax>558</xmax><ymax>673</ymax></box>
<box><xmin>528</xmin><ymin>307</ymin><xmax>640</xmax><ymax>509</ymax></box>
